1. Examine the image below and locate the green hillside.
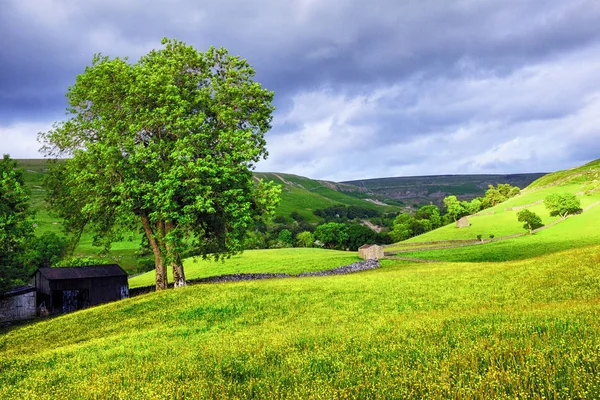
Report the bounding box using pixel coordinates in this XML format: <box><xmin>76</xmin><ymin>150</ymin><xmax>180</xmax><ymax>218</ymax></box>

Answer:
<box><xmin>386</xmin><ymin>159</ymin><xmax>600</xmax><ymax>262</ymax></box>
<box><xmin>254</xmin><ymin>172</ymin><xmax>401</xmax><ymax>222</ymax></box>
<box><xmin>2</xmin><ymin>245</ymin><xmax>600</xmax><ymax>398</ymax></box>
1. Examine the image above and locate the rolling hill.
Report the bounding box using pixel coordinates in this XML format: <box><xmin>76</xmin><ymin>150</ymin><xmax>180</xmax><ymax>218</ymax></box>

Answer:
<box><xmin>385</xmin><ymin>158</ymin><xmax>600</xmax><ymax>262</ymax></box>
<box><xmin>2</xmin><ymin>245</ymin><xmax>599</xmax><ymax>398</ymax></box>
<box><xmin>343</xmin><ymin>173</ymin><xmax>545</xmax><ymax>206</ymax></box>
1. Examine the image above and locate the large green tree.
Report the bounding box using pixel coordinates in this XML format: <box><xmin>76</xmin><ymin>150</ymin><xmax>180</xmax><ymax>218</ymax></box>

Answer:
<box><xmin>40</xmin><ymin>38</ymin><xmax>280</xmax><ymax>290</ymax></box>
<box><xmin>544</xmin><ymin>193</ymin><xmax>582</xmax><ymax>219</ymax></box>
<box><xmin>0</xmin><ymin>155</ymin><xmax>35</xmax><ymax>292</ymax></box>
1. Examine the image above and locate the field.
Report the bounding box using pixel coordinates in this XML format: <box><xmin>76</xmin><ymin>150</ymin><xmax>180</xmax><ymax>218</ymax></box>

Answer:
<box><xmin>1</xmin><ymin>245</ymin><xmax>600</xmax><ymax>398</ymax></box>
<box><xmin>4</xmin><ymin>159</ymin><xmax>600</xmax><ymax>398</ymax></box>
<box><xmin>129</xmin><ymin>248</ymin><xmax>360</xmax><ymax>288</ymax></box>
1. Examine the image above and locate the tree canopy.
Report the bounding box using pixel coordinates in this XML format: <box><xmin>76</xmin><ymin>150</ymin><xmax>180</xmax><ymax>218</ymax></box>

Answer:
<box><xmin>544</xmin><ymin>193</ymin><xmax>582</xmax><ymax>218</ymax></box>
<box><xmin>40</xmin><ymin>38</ymin><xmax>280</xmax><ymax>290</ymax></box>
<box><xmin>517</xmin><ymin>209</ymin><xmax>543</xmax><ymax>234</ymax></box>
<box><xmin>0</xmin><ymin>155</ymin><xmax>35</xmax><ymax>292</ymax></box>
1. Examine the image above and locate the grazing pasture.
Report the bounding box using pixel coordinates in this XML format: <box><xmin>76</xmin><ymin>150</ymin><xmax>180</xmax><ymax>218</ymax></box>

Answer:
<box><xmin>1</xmin><ymin>245</ymin><xmax>599</xmax><ymax>398</ymax></box>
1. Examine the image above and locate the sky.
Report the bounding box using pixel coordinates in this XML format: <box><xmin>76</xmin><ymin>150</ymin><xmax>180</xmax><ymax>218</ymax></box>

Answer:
<box><xmin>1</xmin><ymin>0</ymin><xmax>600</xmax><ymax>181</ymax></box>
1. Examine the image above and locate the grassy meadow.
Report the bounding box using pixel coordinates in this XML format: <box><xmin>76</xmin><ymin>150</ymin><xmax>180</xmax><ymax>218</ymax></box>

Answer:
<box><xmin>2</xmin><ymin>245</ymin><xmax>600</xmax><ymax>398</ymax></box>
<box><xmin>129</xmin><ymin>248</ymin><xmax>360</xmax><ymax>288</ymax></box>
<box><xmin>4</xmin><ymin>159</ymin><xmax>600</xmax><ymax>398</ymax></box>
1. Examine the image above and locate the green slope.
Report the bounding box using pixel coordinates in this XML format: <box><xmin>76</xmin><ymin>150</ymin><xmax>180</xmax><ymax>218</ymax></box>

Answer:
<box><xmin>387</xmin><ymin>159</ymin><xmax>600</xmax><ymax>262</ymax></box>
<box><xmin>2</xmin><ymin>245</ymin><xmax>600</xmax><ymax>398</ymax></box>
<box><xmin>255</xmin><ymin>172</ymin><xmax>401</xmax><ymax>222</ymax></box>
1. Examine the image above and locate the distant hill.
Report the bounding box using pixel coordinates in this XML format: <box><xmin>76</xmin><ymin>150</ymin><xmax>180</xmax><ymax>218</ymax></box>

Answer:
<box><xmin>254</xmin><ymin>172</ymin><xmax>402</xmax><ymax>222</ymax></box>
<box><xmin>342</xmin><ymin>173</ymin><xmax>546</xmax><ymax>206</ymax></box>
<box><xmin>385</xmin><ymin>158</ymin><xmax>600</xmax><ymax>262</ymax></box>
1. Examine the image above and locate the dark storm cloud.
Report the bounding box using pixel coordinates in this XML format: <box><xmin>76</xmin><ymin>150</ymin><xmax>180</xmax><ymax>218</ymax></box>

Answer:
<box><xmin>1</xmin><ymin>0</ymin><xmax>600</xmax><ymax>178</ymax></box>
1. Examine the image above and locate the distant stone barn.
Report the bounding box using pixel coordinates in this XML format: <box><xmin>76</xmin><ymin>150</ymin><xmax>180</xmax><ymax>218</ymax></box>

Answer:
<box><xmin>358</xmin><ymin>244</ymin><xmax>384</xmax><ymax>260</ymax></box>
<box><xmin>33</xmin><ymin>264</ymin><xmax>129</xmax><ymax>315</ymax></box>
<box><xmin>0</xmin><ymin>285</ymin><xmax>37</xmax><ymax>323</ymax></box>
<box><xmin>456</xmin><ymin>217</ymin><xmax>470</xmax><ymax>228</ymax></box>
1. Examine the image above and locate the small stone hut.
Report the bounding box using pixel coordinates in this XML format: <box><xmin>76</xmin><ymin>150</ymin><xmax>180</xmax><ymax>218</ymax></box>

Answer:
<box><xmin>0</xmin><ymin>285</ymin><xmax>37</xmax><ymax>323</ymax></box>
<box><xmin>358</xmin><ymin>244</ymin><xmax>384</xmax><ymax>260</ymax></box>
<box><xmin>33</xmin><ymin>264</ymin><xmax>129</xmax><ymax>315</ymax></box>
<box><xmin>456</xmin><ymin>216</ymin><xmax>470</xmax><ymax>228</ymax></box>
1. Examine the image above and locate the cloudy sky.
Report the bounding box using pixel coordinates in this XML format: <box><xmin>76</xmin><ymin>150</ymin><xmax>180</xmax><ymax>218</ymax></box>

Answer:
<box><xmin>1</xmin><ymin>0</ymin><xmax>600</xmax><ymax>181</ymax></box>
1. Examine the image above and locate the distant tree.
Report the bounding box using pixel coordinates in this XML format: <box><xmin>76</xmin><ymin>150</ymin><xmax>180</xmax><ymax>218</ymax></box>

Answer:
<box><xmin>544</xmin><ymin>193</ymin><xmax>582</xmax><ymax>219</ymax></box>
<box><xmin>389</xmin><ymin>223</ymin><xmax>412</xmax><ymax>242</ymax></box>
<box><xmin>415</xmin><ymin>205</ymin><xmax>441</xmax><ymax>228</ymax></box>
<box><xmin>0</xmin><ymin>155</ymin><xmax>35</xmax><ymax>292</ymax></box>
<box><xmin>25</xmin><ymin>232</ymin><xmax>68</xmax><ymax>268</ymax></box>
<box><xmin>467</xmin><ymin>198</ymin><xmax>483</xmax><ymax>215</ymax></box>
<box><xmin>314</xmin><ymin>222</ymin><xmax>348</xmax><ymax>249</ymax></box>
<box><xmin>273</xmin><ymin>215</ymin><xmax>287</xmax><ymax>224</ymax></box>
<box><xmin>517</xmin><ymin>209</ymin><xmax>544</xmax><ymax>233</ymax></box>
<box><xmin>481</xmin><ymin>184</ymin><xmax>520</xmax><ymax>208</ymax></box>
<box><xmin>295</xmin><ymin>231</ymin><xmax>315</xmax><ymax>248</ymax></box>
<box><xmin>277</xmin><ymin>229</ymin><xmax>293</xmax><ymax>247</ymax></box>
<box><xmin>346</xmin><ymin>224</ymin><xmax>377</xmax><ymax>251</ymax></box>
<box><xmin>39</xmin><ymin>39</ymin><xmax>280</xmax><ymax>291</ymax></box>
<box><xmin>410</xmin><ymin>218</ymin><xmax>432</xmax><ymax>236</ymax></box>
<box><xmin>290</xmin><ymin>211</ymin><xmax>304</xmax><ymax>222</ymax></box>
<box><xmin>443</xmin><ymin>195</ymin><xmax>468</xmax><ymax>222</ymax></box>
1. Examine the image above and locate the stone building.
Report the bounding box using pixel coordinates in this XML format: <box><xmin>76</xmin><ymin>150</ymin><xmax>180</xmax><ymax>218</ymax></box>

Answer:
<box><xmin>358</xmin><ymin>244</ymin><xmax>384</xmax><ymax>260</ymax></box>
<box><xmin>456</xmin><ymin>216</ymin><xmax>470</xmax><ymax>228</ymax></box>
<box><xmin>0</xmin><ymin>285</ymin><xmax>37</xmax><ymax>323</ymax></box>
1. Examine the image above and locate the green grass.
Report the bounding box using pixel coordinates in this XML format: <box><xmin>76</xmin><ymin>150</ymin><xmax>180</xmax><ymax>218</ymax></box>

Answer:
<box><xmin>397</xmin><ymin>204</ymin><xmax>600</xmax><ymax>262</ymax></box>
<box><xmin>255</xmin><ymin>172</ymin><xmax>401</xmax><ymax>222</ymax></box>
<box><xmin>2</xmin><ymin>245</ymin><xmax>600</xmax><ymax>398</ymax></box>
<box><xmin>528</xmin><ymin>158</ymin><xmax>600</xmax><ymax>189</ymax></box>
<box><xmin>129</xmin><ymin>248</ymin><xmax>360</xmax><ymax>288</ymax></box>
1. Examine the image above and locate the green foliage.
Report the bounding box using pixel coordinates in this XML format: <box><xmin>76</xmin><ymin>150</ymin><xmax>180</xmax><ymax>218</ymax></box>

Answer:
<box><xmin>345</xmin><ymin>224</ymin><xmax>377</xmax><ymax>251</ymax></box>
<box><xmin>39</xmin><ymin>38</ymin><xmax>280</xmax><ymax>289</ymax></box>
<box><xmin>0</xmin><ymin>155</ymin><xmax>35</xmax><ymax>292</ymax></box>
<box><xmin>295</xmin><ymin>231</ymin><xmax>315</xmax><ymax>248</ymax></box>
<box><xmin>25</xmin><ymin>232</ymin><xmax>68</xmax><ymax>268</ymax></box>
<box><xmin>389</xmin><ymin>223</ymin><xmax>412</xmax><ymax>242</ymax></box>
<box><xmin>56</xmin><ymin>256</ymin><xmax>113</xmax><ymax>267</ymax></box>
<box><xmin>517</xmin><ymin>209</ymin><xmax>544</xmax><ymax>233</ymax></box>
<box><xmin>276</xmin><ymin>229</ymin><xmax>293</xmax><ymax>247</ymax></box>
<box><xmin>289</xmin><ymin>211</ymin><xmax>304</xmax><ymax>222</ymax></box>
<box><xmin>314</xmin><ymin>222</ymin><xmax>349</xmax><ymax>249</ymax></box>
<box><xmin>481</xmin><ymin>184</ymin><xmax>521</xmax><ymax>208</ymax></box>
<box><xmin>415</xmin><ymin>205</ymin><xmax>441</xmax><ymax>228</ymax></box>
<box><xmin>313</xmin><ymin>204</ymin><xmax>380</xmax><ymax>221</ymax></box>
<box><xmin>443</xmin><ymin>195</ymin><xmax>468</xmax><ymax>222</ymax></box>
<box><xmin>544</xmin><ymin>193</ymin><xmax>582</xmax><ymax>218</ymax></box>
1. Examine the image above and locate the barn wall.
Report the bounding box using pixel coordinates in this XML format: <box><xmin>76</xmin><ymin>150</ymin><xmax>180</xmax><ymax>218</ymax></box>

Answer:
<box><xmin>0</xmin><ymin>291</ymin><xmax>37</xmax><ymax>323</ymax></box>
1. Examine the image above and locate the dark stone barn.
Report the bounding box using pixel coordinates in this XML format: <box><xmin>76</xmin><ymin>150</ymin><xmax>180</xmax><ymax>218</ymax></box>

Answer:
<box><xmin>33</xmin><ymin>264</ymin><xmax>129</xmax><ymax>314</ymax></box>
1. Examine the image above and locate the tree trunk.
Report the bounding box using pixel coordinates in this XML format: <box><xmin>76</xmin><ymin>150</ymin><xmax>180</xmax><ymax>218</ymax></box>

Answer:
<box><xmin>165</xmin><ymin>221</ymin><xmax>187</xmax><ymax>288</ymax></box>
<box><xmin>140</xmin><ymin>214</ymin><xmax>168</xmax><ymax>290</ymax></box>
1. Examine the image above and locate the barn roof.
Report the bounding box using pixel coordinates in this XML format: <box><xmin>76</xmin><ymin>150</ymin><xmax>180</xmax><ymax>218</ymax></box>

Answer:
<box><xmin>1</xmin><ymin>285</ymin><xmax>36</xmax><ymax>298</ymax></box>
<box><xmin>359</xmin><ymin>244</ymin><xmax>375</xmax><ymax>249</ymax></box>
<box><xmin>35</xmin><ymin>264</ymin><xmax>127</xmax><ymax>280</ymax></box>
